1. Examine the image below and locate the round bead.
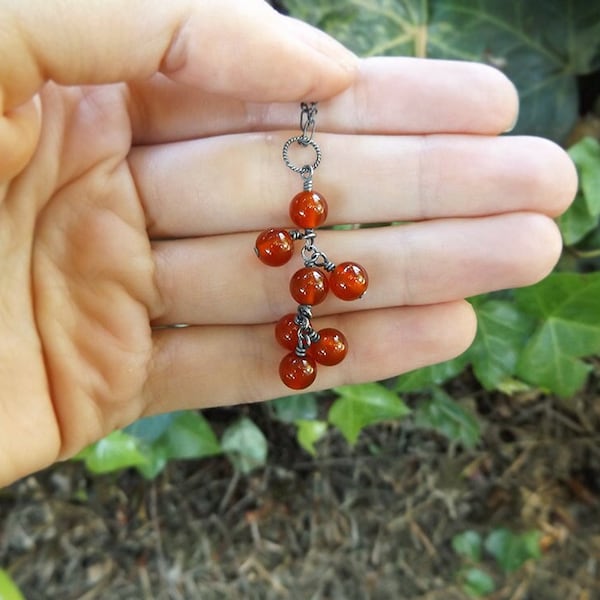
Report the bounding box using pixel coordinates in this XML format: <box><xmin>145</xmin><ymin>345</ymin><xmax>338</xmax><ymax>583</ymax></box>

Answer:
<box><xmin>289</xmin><ymin>267</ymin><xmax>329</xmax><ymax>305</ymax></box>
<box><xmin>329</xmin><ymin>262</ymin><xmax>369</xmax><ymax>301</ymax></box>
<box><xmin>309</xmin><ymin>328</ymin><xmax>348</xmax><ymax>366</ymax></box>
<box><xmin>279</xmin><ymin>353</ymin><xmax>317</xmax><ymax>390</ymax></box>
<box><xmin>275</xmin><ymin>313</ymin><xmax>299</xmax><ymax>351</ymax></box>
<box><xmin>254</xmin><ymin>228</ymin><xmax>294</xmax><ymax>267</ymax></box>
<box><xmin>289</xmin><ymin>190</ymin><xmax>328</xmax><ymax>229</ymax></box>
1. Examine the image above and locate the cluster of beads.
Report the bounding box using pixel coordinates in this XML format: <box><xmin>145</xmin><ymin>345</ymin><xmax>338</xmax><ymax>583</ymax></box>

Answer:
<box><xmin>255</xmin><ymin>187</ymin><xmax>368</xmax><ymax>390</ymax></box>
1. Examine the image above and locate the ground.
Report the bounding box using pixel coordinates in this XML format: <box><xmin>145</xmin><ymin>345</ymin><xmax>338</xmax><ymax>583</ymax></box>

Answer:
<box><xmin>1</xmin><ymin>372</ymin><xmax>600</xmax><ymax>600</ymax></box>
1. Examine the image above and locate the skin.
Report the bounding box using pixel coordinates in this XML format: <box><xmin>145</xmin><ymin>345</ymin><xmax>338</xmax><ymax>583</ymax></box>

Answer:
<box><xmin>0</xmin><ymin>0</ymin><xmax>577</xmax><ymax>487</ymax></box>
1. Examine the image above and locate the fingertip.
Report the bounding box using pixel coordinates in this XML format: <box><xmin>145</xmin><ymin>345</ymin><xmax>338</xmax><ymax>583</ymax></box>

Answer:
<box><xmin>471</xmin><ymin>62</ymin><xmax>520</xmax><ymax>134</ymax></box>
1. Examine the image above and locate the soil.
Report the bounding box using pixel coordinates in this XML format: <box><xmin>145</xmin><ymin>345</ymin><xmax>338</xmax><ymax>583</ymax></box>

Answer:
<box><xmin>1</xmin><ymin>374</ymin><xmax>600</xmax><ymax>600</ymax></box>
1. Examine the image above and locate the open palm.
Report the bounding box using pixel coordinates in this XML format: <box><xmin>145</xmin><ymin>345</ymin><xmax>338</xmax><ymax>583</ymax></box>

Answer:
<box><xmin>0</xmin><ymin>0</ymin><xmax>576</xmax><ymax>486</ymax></box>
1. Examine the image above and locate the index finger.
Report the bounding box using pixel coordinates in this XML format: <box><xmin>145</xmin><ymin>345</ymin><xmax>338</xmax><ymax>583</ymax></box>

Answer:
<box><xmin>129</xmin><ymin>57</ymin><xmax>520</xmax><ymax>144</ymax></box>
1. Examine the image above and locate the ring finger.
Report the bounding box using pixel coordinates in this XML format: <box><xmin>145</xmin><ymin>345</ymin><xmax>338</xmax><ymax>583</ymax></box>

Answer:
<box><xmin>152</xmin><ymin>212</ymin><xmax>561</xmax><ymax>326</ymax></box>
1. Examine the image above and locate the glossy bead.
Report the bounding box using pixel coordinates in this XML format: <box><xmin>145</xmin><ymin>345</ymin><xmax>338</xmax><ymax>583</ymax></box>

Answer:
<box><xmin>309</xmin><ymin>328</ymin><xmax>348</xmax><ymax>366</ymax></box>
<box><xmin>279</xmin><ymin>353</ymin><xmax>317</xmax><ymax>390</ymax></box>
<box><xmin>289</xmin><ymin>267</ymin><xmax>329</xmax><ymax>305</ymax></box>
<box><xmin>255</xmin><ymin>228</ymin><xmax>294</xmax><ymax>267</ymax></box>
<box><xmin>330</xmin><ymin>262</ymin><xmax>369</xmax><ymax>301</ymax></box>
<box><xmin>275</xmin><ymin>313</ymin><xmax>299</xmax><ymax>351</ymax></box>
<box><xmin>289</xmin><ymin>190</ymin><xmax>328</xmax><ymax>229</ymax></box>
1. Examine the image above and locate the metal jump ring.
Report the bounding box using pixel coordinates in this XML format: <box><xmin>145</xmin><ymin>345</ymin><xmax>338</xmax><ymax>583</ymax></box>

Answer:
<box><xmin>282</xmin><ymin>136</ymin><xmax>322</xmax><ymax>174</ymax></box>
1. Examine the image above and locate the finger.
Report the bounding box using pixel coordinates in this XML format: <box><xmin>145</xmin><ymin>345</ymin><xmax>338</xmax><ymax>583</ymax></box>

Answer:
<box><xmin>144</xmin><ymin>301</ymin><xmax>476</xmax><ymax>414</ymax></box>
<box><xmin>0</xmin><ymin>0</ymin><xmax>356</xmax><ymax>110</ymax></box>
<box><xmin>128</xmin><ymin>57</ymin><xmax>519</xmax><ymax>144</ymax></box>
<box><xmin>151</xmin><ymin>213</ymin><xmax>562</xmax><ymax>326</ymax></box>
<box><xmin>130</xmin><ymin>134</ymin><xmax>576</xmax><ymax>239</ymax></box>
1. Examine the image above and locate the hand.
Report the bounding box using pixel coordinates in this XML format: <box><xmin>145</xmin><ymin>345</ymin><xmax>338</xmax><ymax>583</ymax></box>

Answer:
<box><xmin>0</xmin><ymin>0</ymin><xmax>576</xmax><ymax>486</ymax></box>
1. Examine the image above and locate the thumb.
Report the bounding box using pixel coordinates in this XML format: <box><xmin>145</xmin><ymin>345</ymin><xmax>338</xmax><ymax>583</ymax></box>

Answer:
<box><xmin>1</xmin><ymin>0</ymin><xmax>358</xmax><ymax>110</ymax></box>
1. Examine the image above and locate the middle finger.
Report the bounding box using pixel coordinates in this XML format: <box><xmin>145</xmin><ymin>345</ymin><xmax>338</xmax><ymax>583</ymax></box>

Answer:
<box><xmin>129</xmin><ymin>133</ymin><xmax>574</xmax><ymax>239</ymax></box>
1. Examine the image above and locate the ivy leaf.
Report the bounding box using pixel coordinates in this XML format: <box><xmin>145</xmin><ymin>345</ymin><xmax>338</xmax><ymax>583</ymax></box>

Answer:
<box><xmin>124</xmin><ymin>412</ymin><xmax>180</xmax><ymax>444</ymax></box>
<box><xmin>484</xmin><ymin>528</ymin><xmax>542</xmax><ymax>573</ymax></box>
<box><xmin>558</xmin><ymin>137</ymin><xmax>600</xmax><ymax>245</ymax></box>
<box><xmin>158</xmin><ymin>411</ymin><xmax>221</xmax><ymax>460</ymax></box>
<box><xmin>283</xmin><ymin>0</ymin><xmax>600</xmax><ymax>142</ymax></box>
<box><xmin>75</xmin><ymin>431</ymin><xmax>148</xmax><ymax>474</ymax></box>
<box><xmin>329</xmin><ymin>383</ymin><xmax>411</xmax><ymax>444</ymax></box>
<box><xmin>467</xmin><ymin>299</ymin><xmax>536</xmax><ymax>390</ymax></box>
<box><xmin>0</xmin><ymin>570</ymin><xmax>25</xmax><ymax>600</ymax></box>
<box><xmin>458</xmin><ymin>567</ymin><xmax>496</xmax><ymax>598</ymax></box>
<box><xmin>516</xmin><ymin>272</ymin><xmax>600</xmax><ymax>397</ymax></box>
<box><xmin>395</xmin><ymin>354</ymin><xmax>470</xmax><ymax>392</ymax></box>
<box><xmin>452</xmin><ymin>530</ymin><xmax>483</xmax><ymax>562</ymax></box>
<box><xmin>221</xmin><ymin>418</ymin><xmax>268</xmax><ymax>474</ymax></box>
<box><xmin>415</xmin><ymin>388</ymin><xmax>480</xmax><ymax>448</ymax></box>
<box><xmin>295</xmin><ymin>419</ymin><xmax>328</xmax><ymax>456</ymax></box>
<box><xmin>270</xmin><ymin>393</ymin><xmax>318</xmax><ymax>423</ymax></box>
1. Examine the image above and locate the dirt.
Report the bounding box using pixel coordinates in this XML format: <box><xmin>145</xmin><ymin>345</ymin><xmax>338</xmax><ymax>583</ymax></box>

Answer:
<box><xmin>1</xmin><ymin>375</ymin><xmax>600</xmax><ymax>600</ymax></box>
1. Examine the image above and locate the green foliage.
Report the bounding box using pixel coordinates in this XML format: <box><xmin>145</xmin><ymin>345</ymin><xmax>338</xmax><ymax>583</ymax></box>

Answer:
<box><xmin>283</xmin><ymin>0</ymin><xmax>600</xmax><ymax>142</ymax></box>
<box><xmin>515</xmin><ymin>272</ymin><xmax>600</xmax><ymax>397</ymax></box>
<box><xmin>329</xmin><ymin>383</ymin><xmax>411</xmax><ymax>444</ymax></box>
<box><xmin>484</xmin><ymin>528</ymin><xmax>542</xmax><ymax>573</ymax></box>
<box><xmin>0</xmin><ymin>570</ymin><xmax>25</xmax><ymax>600</ymax></box>
<box><xmin>270</xmin><ymin>393</ymin><xmax>319</xmax><ymax>423</ymax></box>
<box><xmin>452</xmin><ymin>528</ymin><xmax>543</xmax><ymax>596</ymax></box>
<box><xmin>467</xmin><ymin>298</ymin><xmax>536</xmax><ymax>391</ymax></box>
<box><xmin>416</xmin><ymin>388</ymin><xmax>480</xmax><ymax>448</ymax></box>
<box><xmin>296</xmin><ymin>419</ymin><xmax>328</xmax><ymax>455</ymax></box>
<box><xmin>77</xmin><ymin>412</ymin><xmax>222</xmax><ymax>478</ymax></box>
<box><xmin>395</xmin><ymin>354</ymin><xmax>469</xmax><ymax>392</ymax></box>
<box><xmin>76</xmin><ymin>431</ymin><xmax>149</xmax><ymax>474</ymax></box>
<box><xmin>458</xmin><ymin>567</ymin><xmax>496</xmax><ymax>598</ymax></box>
<box><xmin>558</xmin><ymin>137</ymin><xmax>600</xmax><ymax>244</ymax></box>
<box><xmin>452</xmin><ymin>530</ymin><xmax>483</xmax><ymax>562</ymax></box>
<box><xmin>221</xmin><ymin>418</ymin><xmax>268</xmax><ymax>474</ymax></box>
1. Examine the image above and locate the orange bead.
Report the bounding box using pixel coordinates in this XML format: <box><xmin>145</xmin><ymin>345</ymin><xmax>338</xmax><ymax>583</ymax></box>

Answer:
<box><xmin>255</xmin><ymin>228</ymin><xmax>294</xmax><ymax>267</ymax></box>
<box><xmin>279</xmin><ymin>353</ymin><xmax>317</xmax><ymax>389</ymax></box>
<box><xmin>290</xmin><ymin>267</ymin><xmax>329</xmax><ymax>305</ymax></box>
<box><xmin>330</xmin><ymin>262</ymin><xmax>368</xmax><ymax>301</ymax></box>
<box><xmin>289</xmin><ymin>190</ymin><xmax>328</xmax><ymax>229</ymax></box>
<box><xmin>309</xmin><ymin>328</ymin><xmax>348</xmax><ymax>366</ymax></box>
<box><xmin>275</xmin><ymin>313</ymin><xmax>299</xmax><ymax>351</ymax></box>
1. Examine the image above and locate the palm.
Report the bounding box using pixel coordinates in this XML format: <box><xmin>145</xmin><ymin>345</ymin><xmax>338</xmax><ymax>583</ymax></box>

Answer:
<box><xmin>3</xmin><ymin>83</ymin><xmax>156</xmax><ymax>470</ymax></box>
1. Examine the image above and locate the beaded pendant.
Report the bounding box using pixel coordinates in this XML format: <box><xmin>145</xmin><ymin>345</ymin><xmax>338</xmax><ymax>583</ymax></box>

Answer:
<box><xmin>254</xmin><ymin>103</ymin><xmax>368</xmax><ymax>390</ymax></box>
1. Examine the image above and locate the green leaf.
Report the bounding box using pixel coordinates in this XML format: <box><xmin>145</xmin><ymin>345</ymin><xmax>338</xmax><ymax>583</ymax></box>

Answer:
<box><xmin>296</xmin><ymin>419</ymin><xmax>328</xmax><ymax>455</ymax></box>
<box><xmin>158</xmin><ymin>411</ymin><xmax>221</xmax><ymax>460</ymax></box>
<box><xmin>515</xmin><ymin>272</ymin><xmax>600</xmax><ymax>397</ymax></box>
<box><xmin>484</xmin><ymin>528</ymin><xmax>542</xmax><ymax>573</ymax></box>
<box><xmin>124</xmin><ymin>412</ymin><xmax>180</xmax><ymax>444</ymax></box>
<box><xmin>415</xmin><ymin>388</ymin><xmax>480</xmax><ymax>448</ymax></box>
<box><xmin>452</xmin><ymin>530</ymin><xmax>483</xmax><ymax>562</ymax></box>
<box><xmin>467</xmin><ymin>299</ymin><xmax>535</xmax><ymax>390</ymax></box>
<box><xmin>221</xmin><ymin>418</ymin><xmax>268</xmax><ymax>474</ymax></box>
<box><xmin>75</xmin><ymin>431</ymin><xmax>148</xmax><ymax>474</ymax></box>
<box><xmin>0</xmin><ymin>570</ymin><xmax>25</xmax><ymax>600</ymax></box>
<box><xmin>395</xmin><ymin>354</ymin><xmax>470</xmax><ymax>392</ymax></box>
<box><xmin>284</xmin><ymin>0</ymin><xmax>600</xmax><ymax>142</ymax></box>
<box><xmin>558</xmin><ymin>137</ymin><xmax>600</xmax><ymax>245</ymax></box>
<box><xmin>458</xmin><ymin>567</ymin><xmax>496</xmax><ymax>598</ymax></box>
<box><xmin>271</xmin><ymin>393</ymin><xmax>318</xmax><ymax>423</ymax></box>
<box><xmin>329</xmin><ymin>383</ymin><xmax>411</xmax><ymax>444</ymax></box>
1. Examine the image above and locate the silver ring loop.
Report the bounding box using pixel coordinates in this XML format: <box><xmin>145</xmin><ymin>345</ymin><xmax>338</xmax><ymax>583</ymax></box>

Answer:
<box><xmin>282</xmin><ymin>136</ymin><xmax>322</xmax><ymax>174</ymax></box>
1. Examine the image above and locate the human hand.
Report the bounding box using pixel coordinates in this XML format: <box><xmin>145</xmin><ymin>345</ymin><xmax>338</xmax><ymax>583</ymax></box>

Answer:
<box><xmin>0</xmin><ymin>0</ymin><xmax>576</xmax><ymax>486</ymax></box>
